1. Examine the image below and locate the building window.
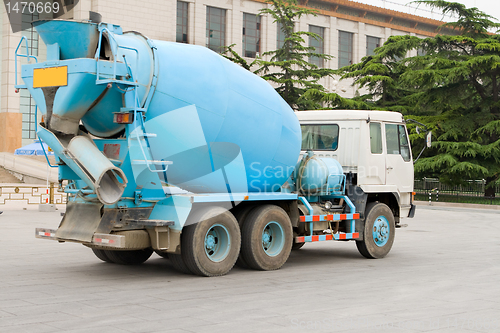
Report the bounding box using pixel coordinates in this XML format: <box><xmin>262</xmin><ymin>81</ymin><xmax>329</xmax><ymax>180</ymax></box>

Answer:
<box><xmin>21</xmin><ymin>12</ymin><xmax>39</xmax><ymax>140</ymax></box>
<box><xmin>206</xmin><ymin>6</ymin><xmax>226</xmax><ymax>53</ymax></box>
<box><xmin>176</xmin><ymin>1</ymin><xmax>188</xmax><ymax>43</ymax></box>
<box><xmin>277</xmin><ymin>22</ymin><xmax>286</xmax><ymax>49</ymax></box>
<box><xmin>20</xmin><ymin>90</ymin><xmax>37</xmax><ymax>140</ymax></box>
<box><xmin>309</xmin><ymin>25</ymin><xmax>325</xmax><ymax>67</ymax></box>
<box><xmin>338</xmin><ymin>31</ymin><xmax>353</xmax><ymax>68</ymax></box>
<box><xmin>366</xmin><ymin>36</ymin><xmax>380</xmax><ymax>56</ymax></box>
<box><xmin>243</xmin><ymin>13</ymin><xmax>261</xmax><ymax>58</ymax></box>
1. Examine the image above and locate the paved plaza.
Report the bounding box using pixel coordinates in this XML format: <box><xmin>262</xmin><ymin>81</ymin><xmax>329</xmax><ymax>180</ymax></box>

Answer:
<box><xmin>0</xmin><ymin>203</ymin><xmax>499</xmax><ymax>333</ymax></box>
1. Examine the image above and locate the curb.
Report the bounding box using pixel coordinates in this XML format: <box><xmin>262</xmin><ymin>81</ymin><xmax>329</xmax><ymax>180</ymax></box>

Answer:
<box><xmin>414</xmin><ymin>200</ymin><xmax>500</xmax><ymax>213</ymax></box>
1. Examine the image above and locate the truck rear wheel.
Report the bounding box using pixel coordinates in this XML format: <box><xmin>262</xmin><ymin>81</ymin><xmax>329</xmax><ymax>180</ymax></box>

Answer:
<box><xmin>241</xmin><ymin>205</ymin><xmax>293</xmax><ymax>271</ymax></box>
<box><xmin>92</xmin><ymin>248</ymin><xmax>113</xmax><ymax>263</ymax></box>
<box><xmin>356</xmin><ymin>202</ymin><xmax>395</xmax><ymax>259</ymax></box>
<box><xmin>181</xmin><ymin>207</ymin><xmax>240</xmax><ymax>277</ymax></box>
<box><xmin>154</xmin><ymin>250</ymin><xmax>169</xmax><ymax>259</ymax></box>
<box><xmin>104</xmin><ymin>248</ymin><xmax>154</xmax><ymax>265</ymax></box>
<box><xmin>170</xmin><ymin>254</ymin><xmax>192</xmax><ymax>274</ymax></box>
<box><xmin>233</xmin><ymin>205</ymin><xmax>255</xmax><ymax>269</ymax></box>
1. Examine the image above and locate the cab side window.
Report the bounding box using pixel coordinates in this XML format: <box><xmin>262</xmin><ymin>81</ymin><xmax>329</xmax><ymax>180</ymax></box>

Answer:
<box><xmin>385</xmin><ymin>124</ymin><xmax>411</xmax><ymax>162</ymax></box>
<box><xmin>385</xmin><ymin>124</ymin><xmax>399</xmax><ymax>154</ymax></box>
<box><xmin>370</xmin><ymin>122</ymin><xmax>382</xmax><ymax>154</ymax></box>
<box><xmin>301</xmin><ymin>124</ymin><xmax>339</xmax><ymax>151</ymax></box>
<box><xmin>399</xmin><ymin>125</ymin><xmax>411</xmax><ymax>162</ymax></box>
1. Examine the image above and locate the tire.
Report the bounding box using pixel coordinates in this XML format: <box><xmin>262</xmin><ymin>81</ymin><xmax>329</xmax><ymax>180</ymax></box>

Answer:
<box><xmin>233</xmin><ymin>205</ymin><xmax>255</xmax><ymax>269</ymax></box>
<box><xmin>170</xmin><ymin>254</ymin><xmax>192</xmax><ymax>274</ymax></box>
<box><xmin>104</xmin><ymin>248</ymin><xmax>154</xmax><ymax>265</ymax></box>
<box><xmin>241</xmin><ymin>205</ymin><xmax>293</xmax><ymax>271</ymax></box>
<box><xmin>92</xmin><ymin>248</ymin><xmax>113</xmax><ymax>263</ymax></box>
<box><xmin>181</xmin><ymin>207</ymin><xmax>241</xmax><ymax>277</ymax></box>
<box><xmin>154</xmin><ymin>250</ymin><xmax>169</xmax><ymax>259</ymax></box>
<box><xmin>356</xmin><ymin>202</ymin><xmax>395</xmax><ymax>259</ymax></box>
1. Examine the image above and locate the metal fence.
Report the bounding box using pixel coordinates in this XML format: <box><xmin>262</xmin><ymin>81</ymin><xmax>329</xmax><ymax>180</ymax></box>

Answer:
<box><xmin>2</xmin><ymin>179</ymin><xmax>498</xmax><ymax>206</ymax></box>
<box><xmin>0</xmin><ymin>183</ymin><xmax>67</xmax><ymax>205</ymax></box>
<box><xmin>414</xmin><ymin>178</ymin><xmax>500</xmax><ymax>205</ymax></box>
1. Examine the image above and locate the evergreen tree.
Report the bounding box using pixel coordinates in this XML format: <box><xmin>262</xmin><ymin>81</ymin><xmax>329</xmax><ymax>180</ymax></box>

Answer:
<box><xmin>222</xmin><ymin>44</ymin><xmax>259</xmax><ymax>72</ymax></box>
<box><xmin>257</xmin><ymin>0</ymin><xmax>335</xmax><ymax>110</ymax></box>
<box><xmin>406</xmin><ymin>1</ymin><xmax>500</xmax><ymax>197</ymax></box>
<box><xmin>223</xmin><ymin>0</ymin><xmax>335</xmax><ymax>110</ymax></box>
<box><xmin>330</xmin><ymin>1</ymin><xmax>500</xmax><ymax>197</ymax></box>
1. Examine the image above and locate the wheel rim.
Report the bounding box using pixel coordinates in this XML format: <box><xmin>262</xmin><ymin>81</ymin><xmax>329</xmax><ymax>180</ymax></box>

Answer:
<box><xmin>204</xmin><ymin>224</ymin><xmax>231</xmax><ymax>262</ymax></box>
<box><xmin>261</xmin><ymin>221</ymin><xmax>285</xmax><ymax>257</ymax></box>
<box><xmin>372</xmin><ymin>215</ymin><xmax>390</xmax><ymax>247</ymax></box>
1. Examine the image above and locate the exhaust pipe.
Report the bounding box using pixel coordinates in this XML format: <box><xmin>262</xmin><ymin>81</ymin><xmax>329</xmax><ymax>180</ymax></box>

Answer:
<box><xmin>38</xmin><ymin>126</ymin><xmax>127</xmax><ymax>205</ymax></box>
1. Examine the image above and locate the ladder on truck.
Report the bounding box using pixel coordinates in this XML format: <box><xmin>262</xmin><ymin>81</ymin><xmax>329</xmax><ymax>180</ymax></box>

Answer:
<box><xmin>95</xmin><ymin>25</ymin><xmax>172</xmax><ymax>190</ymax></box>
<box><xmin>297</xmin><ymin>197</ymin><xmax>360</xmax><ymax>244</ymax></box>
<box><xmin>14</xmin><ymin>37</ymin><xmax>57</xmax><ymax>167</ymax></box>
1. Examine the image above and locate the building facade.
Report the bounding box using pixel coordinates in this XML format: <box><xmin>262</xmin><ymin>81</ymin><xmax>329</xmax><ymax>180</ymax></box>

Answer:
<box><xmin>0</xmin><ymin>0</ymin><xmax>447</xmax><ymax>152</ymax></box>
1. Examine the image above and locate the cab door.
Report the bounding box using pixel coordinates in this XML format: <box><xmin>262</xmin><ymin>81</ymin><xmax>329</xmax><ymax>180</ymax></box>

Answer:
<box><xmin>384</xmin><ymin>123</ymin><xmax>413</xmax><ymax>193</ymax></box>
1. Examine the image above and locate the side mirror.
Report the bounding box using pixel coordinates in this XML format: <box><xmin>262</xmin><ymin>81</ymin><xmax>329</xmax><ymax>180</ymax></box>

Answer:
<box><xmin>405</xmin><ymin>118</ymin><xmax>431</xmax><ymax>163</ymax></box>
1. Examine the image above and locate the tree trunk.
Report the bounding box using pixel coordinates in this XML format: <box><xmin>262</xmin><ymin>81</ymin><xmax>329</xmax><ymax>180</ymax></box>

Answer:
<box><xmin>484</xmin><ymin>176</ymin><xmax>496</xmax><ymax>198</ymax></box>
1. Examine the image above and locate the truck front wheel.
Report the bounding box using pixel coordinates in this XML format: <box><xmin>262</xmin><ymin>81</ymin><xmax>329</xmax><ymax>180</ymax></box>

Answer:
<box><xmin>241</xmin><ymin>205</ymin><xmax>293</xmax><ymax>271</ymax></box>
<box><xmin>181</xmin><ymin>207</ymin><xmax>241</xmax><ymax>277</ymax></box>
<box><xmin>356</xmin><ymin>202</ymin><xmax>395</xmax><ymax>259</ymax></box>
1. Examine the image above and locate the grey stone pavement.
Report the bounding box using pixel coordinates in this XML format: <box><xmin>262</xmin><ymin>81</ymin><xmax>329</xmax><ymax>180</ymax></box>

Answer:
<box><xmin>0</xmin><ymin>203</ymin><xmax>499</xmax><ymax>333</ymax></box>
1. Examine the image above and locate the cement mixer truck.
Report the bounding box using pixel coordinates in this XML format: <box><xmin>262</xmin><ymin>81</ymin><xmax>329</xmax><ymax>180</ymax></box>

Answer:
<box><xmin>18</xmin><ymin>19</ymin><xmax>415</xmax><ymax>276</ymax></box>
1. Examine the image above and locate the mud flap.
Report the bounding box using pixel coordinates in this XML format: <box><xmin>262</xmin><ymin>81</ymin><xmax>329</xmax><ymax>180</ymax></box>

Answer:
<box><xmin>408</xmin><ymin>204</ymin><xmax>416</xmax><ymax>218</ymax></box>
<box><xmin>55</xmin><ymin>202</ymin><xmax>103</xmax><ymax>242</ymax></box>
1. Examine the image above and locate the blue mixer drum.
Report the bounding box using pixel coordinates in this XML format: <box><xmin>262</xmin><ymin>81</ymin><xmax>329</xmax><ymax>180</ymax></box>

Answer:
<box><xmin>23</xmin><ymin>20</ymin><xmax>301</xmax><ymax>195</ymax></box>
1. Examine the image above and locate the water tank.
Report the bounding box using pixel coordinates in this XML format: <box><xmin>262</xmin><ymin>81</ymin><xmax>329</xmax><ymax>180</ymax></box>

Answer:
<box><xmin>295</xmin><ymin>152</ymin><xmax>344</xmax><ymax>195</ymax></box>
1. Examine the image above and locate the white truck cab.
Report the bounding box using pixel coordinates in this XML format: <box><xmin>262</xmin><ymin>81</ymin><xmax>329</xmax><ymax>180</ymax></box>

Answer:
<box><xmin>296</xmin><ymin>110</ymin><xmax>416</xmax><ymax>226</ymax></box>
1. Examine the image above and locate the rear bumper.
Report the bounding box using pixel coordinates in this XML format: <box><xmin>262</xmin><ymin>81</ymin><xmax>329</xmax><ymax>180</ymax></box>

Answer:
<box><xmin>36</xmin><ymin>228</ymin><xmax>125</xmax><ymax>248</ymax></box>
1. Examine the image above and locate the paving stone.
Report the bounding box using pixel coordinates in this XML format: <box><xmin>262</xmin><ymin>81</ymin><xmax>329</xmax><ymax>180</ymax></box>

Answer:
<box><xmin>0</xmin><ymin>206</ymin><xmax>498</xmax><ymax>333</ymax></box>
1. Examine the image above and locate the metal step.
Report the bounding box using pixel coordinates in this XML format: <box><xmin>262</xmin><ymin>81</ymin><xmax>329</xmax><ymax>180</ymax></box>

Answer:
<box><xmin>120</xmin><ymin>107</ymin><xmax>147</xmax><ymax>112</ymax></box>
<box><xmin>130</xmin><ymin>133</ymin><xmax>157</xmax><ymax>139</ymax></box>
<box><xmin>96</xmin><ymin>79</ymin><xmax>139</xmax><ymax>86</ymax></box>
<box><xmin>296</xmin><ymin>232</ymin><xmax>360</xmax><ymax>243</ymax></box>
<box><xmin>131</xmin><ymin>160</ymin><xmax>172</xmax><ymax>165</ymax></box>
<box><xmin>299</xmin><ymin>213</ymin><xmax>360</xmax><ymax>223</ymax></box>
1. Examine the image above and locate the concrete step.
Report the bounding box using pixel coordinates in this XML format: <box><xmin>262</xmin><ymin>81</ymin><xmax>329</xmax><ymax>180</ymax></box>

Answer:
<box><xmin>0</xmin><ymin>152</ymin><xmax>58</xmax><ymax>184</ymax></box>
<box><xmin>0</xmin><ymin>166</ymin><xmax>22</xmax><ymax>183</ymax></box>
